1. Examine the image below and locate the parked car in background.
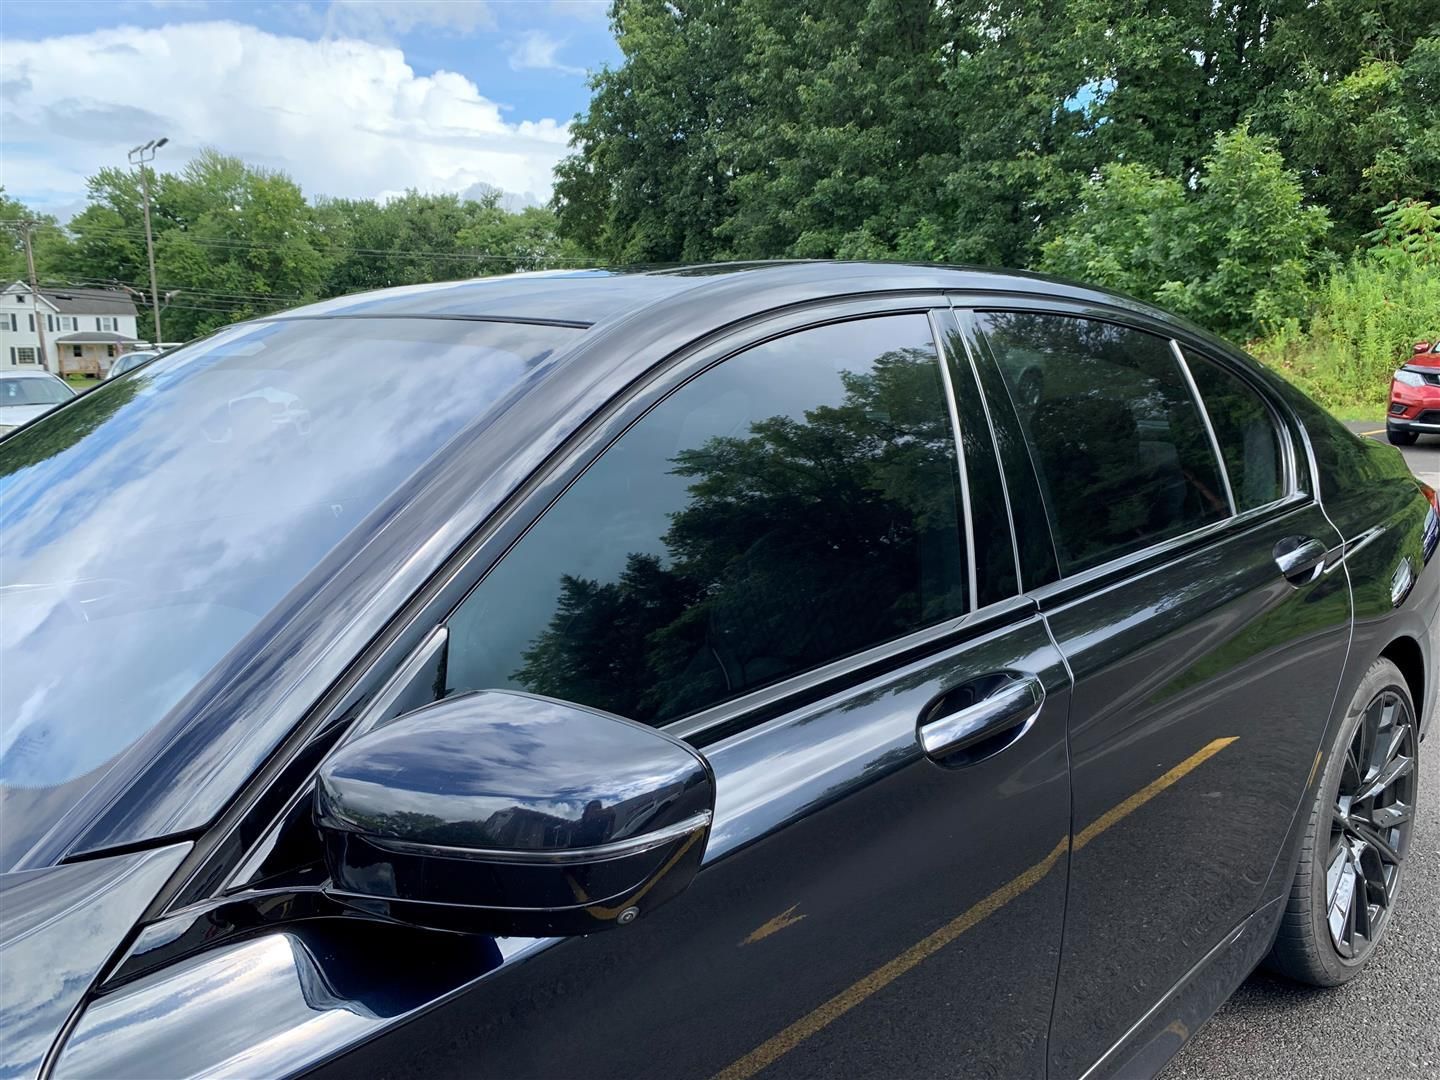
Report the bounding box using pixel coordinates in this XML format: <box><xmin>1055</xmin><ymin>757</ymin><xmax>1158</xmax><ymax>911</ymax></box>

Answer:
<box><xmin>1388</xmin><ymin>338</ymin><xmax>1440</xmax><ymax>445</ymax></box>
<box><xmin>107</xmin><ymin>349</ymin><xmax>161</xmax><ymax>378</ymax></box>
<box><xmin>1</xmin><ymin>264</ymin><xmax>1435</xmax><ymax>1080</ymax></box>
<box><xmin>0</xmin><ymin>368</ymin><xmax>76</xmax><ymax>436</ymax></box>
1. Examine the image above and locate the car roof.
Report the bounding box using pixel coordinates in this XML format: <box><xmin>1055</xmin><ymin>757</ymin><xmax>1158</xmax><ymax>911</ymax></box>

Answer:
<box><xmin>0</xmin><ymin>369</ymin><xmax>65</xmax><ymax>380</ymax></box>
<box><xmin>267</xmin><ymin>261</ymin><xmax>1169</xmax><ymax>330</ymax></box>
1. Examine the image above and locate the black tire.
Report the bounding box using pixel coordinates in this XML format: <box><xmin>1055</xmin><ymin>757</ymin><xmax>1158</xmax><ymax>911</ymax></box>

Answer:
<box><xmin>1266</xmin><ymin>658</ymin><xmax>1420</xmax><ymax>986</ymax></box>
<box><xmin>1387</xmin><ymin>426</ymin><xmax>1419</xmax><ymax>446</ymax></box>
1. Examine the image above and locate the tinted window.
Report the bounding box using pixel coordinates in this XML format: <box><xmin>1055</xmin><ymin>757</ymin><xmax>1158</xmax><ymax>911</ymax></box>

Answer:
<box><xmin>0</xmin><ymin>317</ymin><xmax>580</xmax><ymax>872</ymax></box>
<box><xmin>1184</xmin><ymin>353</ymin><xmax>1285</xmax><ymax>512</ymax></box>
<box><xmin>445</xmin><ymin>315</ymin><xmax>967</xmax><ymax>726</ymax></box>
<box><xmin>978</xmin><ymin>312</ymin><xmax>1229</xmax><ymax>574</ymax></box>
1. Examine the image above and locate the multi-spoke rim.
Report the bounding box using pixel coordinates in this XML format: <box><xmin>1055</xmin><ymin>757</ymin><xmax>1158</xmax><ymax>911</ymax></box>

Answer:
<box><xmin>1325</xmin><ymin>688</ymin><xmax>1417</xmax><ymax>960</ymax></box>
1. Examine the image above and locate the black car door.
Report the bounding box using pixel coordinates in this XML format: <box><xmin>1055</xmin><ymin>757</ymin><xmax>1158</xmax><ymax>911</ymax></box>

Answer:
<box><xmin>52</xmin><ymin>304</ymin><xmax>1074</xmax><ymax>1080</ymax></box>
<box><xmin>961</xmin><ymin>306</ymin><xmax>1351</xmax><ymax>1079</ymax></box>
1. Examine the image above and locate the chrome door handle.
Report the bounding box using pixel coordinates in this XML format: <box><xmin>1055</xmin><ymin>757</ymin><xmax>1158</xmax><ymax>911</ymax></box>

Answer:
<box><xmin>1274</xmin><ymin>535</ymin><xmax>1328</xmax><ymax>585</ymax></box>
<box><xmin>918</xmin><ymin>675</ymin><xmax>1044</xmax><ymax>762</ymax></box>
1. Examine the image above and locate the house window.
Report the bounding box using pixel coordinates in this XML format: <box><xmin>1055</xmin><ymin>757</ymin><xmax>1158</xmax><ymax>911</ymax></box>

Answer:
<box><xmin>58</xmin><ymin>316</ymin><xmax>77</xmax><ymax>332</ymax></box>
<box><xmin>13</xmin><ymin>294</ymin><xmax>24</xmax><ymax>303</ymax></box>
<box><xmin>96</xmin><ymin>316</ymin><xmax>118</xmax><ymax>332</ymax></box>
<box><xmin>3</xmin><ymin>313</ymin><xmax>14</xmax><ymax>331</ymax></box>
<box><xmin>15</xmin><ymin>347</ymin><xmax>37</xmax><ymax>364</ymax></box>
<box><xmin>72</xmin><ymin>345</ymin><xmax>84</xmax><ymax>358</ymax></box>
<box><xmin>107</xmin><ymin>345</ymin><xmax>116</xmax><ymax>358</ymax></box>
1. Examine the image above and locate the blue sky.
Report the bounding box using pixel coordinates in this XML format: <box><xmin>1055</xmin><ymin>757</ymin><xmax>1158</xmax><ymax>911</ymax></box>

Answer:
<box><xmin>1</xmin><ymin>1</ymin><xmax>621</xmax><ymax>218</ymax></box>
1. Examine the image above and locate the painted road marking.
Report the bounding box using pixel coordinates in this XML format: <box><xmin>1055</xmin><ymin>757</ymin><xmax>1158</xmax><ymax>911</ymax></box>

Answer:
<box><xmin>710</xmin><ymin>736</ymin><xmax>1239</xmax><ymax>1080</ymax></box>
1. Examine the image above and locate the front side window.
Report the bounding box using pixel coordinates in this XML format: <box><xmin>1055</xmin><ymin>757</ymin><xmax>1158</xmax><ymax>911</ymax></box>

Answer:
<box><xmin>445</xmin><ymin>314</ymin><xmax>969</xmax><ymax>726</ymax></box>
<box><xmin>978</xmin><ymin>312</ymin><xmax>1229</xmax><ymax>574</ymax></box>
<box><xmin>1183</xmin><ymin>352</ymin><xmax>1285</xmax><ymax>512</ymax></box>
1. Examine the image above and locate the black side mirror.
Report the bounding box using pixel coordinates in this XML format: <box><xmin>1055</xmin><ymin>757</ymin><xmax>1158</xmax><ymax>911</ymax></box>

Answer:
<box><xmin>314</xmin><ymin>690</ymin><xmax>714</xmax><ymax>937</ymax></box>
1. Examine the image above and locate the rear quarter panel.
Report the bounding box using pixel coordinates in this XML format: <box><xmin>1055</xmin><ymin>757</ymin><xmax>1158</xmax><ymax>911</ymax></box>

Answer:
<box><xmin>1287</xmin><ymin>394</ymin><xmax>1438</xmax><ymax>732</ymax></box>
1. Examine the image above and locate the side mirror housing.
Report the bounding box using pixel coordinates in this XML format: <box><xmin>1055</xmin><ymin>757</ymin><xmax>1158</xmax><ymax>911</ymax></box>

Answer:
<box><xmin>314</xmin><ymin>690</ymin><xmax>714</xmax><ymax>937</ymax></box>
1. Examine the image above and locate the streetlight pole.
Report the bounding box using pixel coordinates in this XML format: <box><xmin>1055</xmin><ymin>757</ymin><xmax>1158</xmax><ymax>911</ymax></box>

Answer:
<box><xmin>127</xmin><ymin>137</ymin><xmax>168</xmax><ymax>346</ymax></box>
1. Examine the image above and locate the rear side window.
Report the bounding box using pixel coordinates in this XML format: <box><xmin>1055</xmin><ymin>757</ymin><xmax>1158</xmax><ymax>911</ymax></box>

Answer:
<box><xmin>977</xmin><ymin>312</ymin><xmax>1229</xmax><ymax>574</ymax></box>
<box><xmin>1183</xmin><ymin>353</ymin><xmax>1285</xmax><ymax>512</ymax></box>
<box><xmin>444</xmin><ymin>314</ymin><xmax>969</xmax><ymax>726</ymax></box>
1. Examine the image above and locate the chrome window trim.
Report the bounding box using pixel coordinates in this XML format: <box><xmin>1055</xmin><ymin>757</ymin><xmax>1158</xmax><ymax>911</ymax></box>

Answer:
<box><xmin>1171</xmin><ymin>338</ymin><xmax>1238</xmax><ymax>516</ymax></box>
<box><xmin>930</xmin><ymin>309</ymin><xmax>980</xmax><ymax>612</ymax></box>
<box><xmin>1027</xmin><ymin>491</ymin><xmax>1313</xmax><ymax>604</ymax></box>
<box><xmin>942</xmin><ymin>306</ymin><xmax>1027</xmax><ymax>593</ymax></box>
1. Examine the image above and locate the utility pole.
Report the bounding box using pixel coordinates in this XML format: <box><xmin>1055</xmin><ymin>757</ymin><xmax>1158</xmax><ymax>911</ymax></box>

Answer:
<box><xmin>17</xmin><ymin>221</ymin><xmax>52</xmax><ymax>374</ymax></box>
<box><xmin>128</xmin><ymin>137</ymin><xmax>168</xmax><ymax>345</ymax></box>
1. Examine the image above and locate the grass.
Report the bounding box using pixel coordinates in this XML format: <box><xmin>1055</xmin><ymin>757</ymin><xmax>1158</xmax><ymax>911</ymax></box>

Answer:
<box><xmin>64</xmin><ymin>375</ymin><xmax>102</xmax><ymax>393</ymax></box>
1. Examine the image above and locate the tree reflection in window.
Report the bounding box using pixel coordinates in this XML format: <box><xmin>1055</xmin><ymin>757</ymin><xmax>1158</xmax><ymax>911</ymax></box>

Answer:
<box><xmin>445</xmin><ymin>316</ymin><xmax>968</xmax><ymax>726</ymax></box>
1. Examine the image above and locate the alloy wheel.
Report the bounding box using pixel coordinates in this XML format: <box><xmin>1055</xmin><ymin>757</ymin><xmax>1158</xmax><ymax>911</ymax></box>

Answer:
<box><xmin>1325</xmin><ymin>689</ymin><xmax>1418</xmax><ymax>960</ymax></box>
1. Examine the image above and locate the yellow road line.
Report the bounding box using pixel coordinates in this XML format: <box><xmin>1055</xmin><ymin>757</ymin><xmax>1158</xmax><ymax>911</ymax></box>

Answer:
<box><xmin>711</xmin><ymin>736</ymin><xmax>1238</xmax><ymax>1080</ymax></box>
<box><xmin>1358</xmin><ymin>429</ymin><xmax>1385</xmax><ymax>437</ymax></box>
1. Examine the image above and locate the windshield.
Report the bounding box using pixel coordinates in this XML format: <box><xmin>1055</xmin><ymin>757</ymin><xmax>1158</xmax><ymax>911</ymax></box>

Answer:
<box><xmin>111</xmin><ymin>352</ymin><xmax>157</xmax><ymax>376</ymax></box>
<box><xmin>0</xmin><ymin>377</ymin><xmax>73</xmax><ymax>407</ymax></box>
<box><xmin>0</xmin><ymin>316</ymin><xmax>580</xmax><ymax>869</ymax></box>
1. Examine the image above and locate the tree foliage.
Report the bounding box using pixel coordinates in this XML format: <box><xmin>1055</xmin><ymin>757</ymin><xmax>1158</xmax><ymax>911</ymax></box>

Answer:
<box><xmin>556</xmin><ymin>2</ymin><xmax>1437</xmax><ymax>283</ymax></box>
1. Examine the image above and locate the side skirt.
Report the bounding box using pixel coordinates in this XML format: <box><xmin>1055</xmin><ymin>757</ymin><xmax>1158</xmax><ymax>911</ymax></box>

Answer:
<box><xmin>1079</xmin><ymin>896</ymin><xmax>1284</xmax><ymax>1080</ymax></box>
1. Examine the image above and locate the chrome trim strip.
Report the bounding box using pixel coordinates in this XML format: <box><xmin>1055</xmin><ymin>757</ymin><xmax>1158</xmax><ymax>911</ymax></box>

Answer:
<box><xmin>1324</xmin><ymin>524</ymin><xmax>1387</xmax><ymax>575</ymax></box>
<box><xmin>364</xmin><ymin>810</ymin><xmax>713</xmax><ymax>865</ymax></box>
<box><xmin>931</xmin><ymin>309</ymin><xmax>980</xmax><ymax>612</ymax></box>
<box><xmin>664</xmin><ymin>593</ymin><xmax>1036</xmax><ymax>741</ymax></box>
<box><xmin>947</xmin><ymin>303</ymin><xmax>1026</xmax><ymax>591</ymax></box>
<box><xmin>1028</xmin><ymin>492</ymin><xmax>1312</xmax><ymax>604</ymax></box>
<box><xmin>1172</xmin><ymin>339</ymin><xmax>1237</xmax><ymax>516</ymax></box>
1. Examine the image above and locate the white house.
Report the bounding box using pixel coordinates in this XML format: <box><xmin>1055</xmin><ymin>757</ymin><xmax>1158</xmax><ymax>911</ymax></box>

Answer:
<box><xmin>1</xmin><ymin>282</ymin><xmax>142</xmax><ymax>376</ymax></box>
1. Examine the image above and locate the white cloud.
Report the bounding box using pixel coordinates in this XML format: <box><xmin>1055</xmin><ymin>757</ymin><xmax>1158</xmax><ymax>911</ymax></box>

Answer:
<box><xmin>507</xmin><ymin>30</ymin><xmax>585</xmax><ymax>76</ymax></box>
<box><xmin>0</xmin><ymin>21</ymin><xmax>570</xmax><ymax>215</ymax></box>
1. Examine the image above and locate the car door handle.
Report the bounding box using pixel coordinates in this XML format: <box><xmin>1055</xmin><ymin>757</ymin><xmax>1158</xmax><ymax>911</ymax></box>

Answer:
<box><xmin>918</xmin><ymin>674</ymin><xmax>1045</xmax><ymax>762</ymax></box>
<box><xmin>1273</xmin><ymin>535</ymin><xmax>1328</xmax><ymax>585</ymax></box>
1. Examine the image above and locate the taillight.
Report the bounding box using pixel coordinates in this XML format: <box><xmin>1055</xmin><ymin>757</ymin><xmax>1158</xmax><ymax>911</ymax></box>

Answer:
<box><xmin>1420</xmin><ymin>479</ymin><xmax>1439</xmax><ymax>516</ymax></box>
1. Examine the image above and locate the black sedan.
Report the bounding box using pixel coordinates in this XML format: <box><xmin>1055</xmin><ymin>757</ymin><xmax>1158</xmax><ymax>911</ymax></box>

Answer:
<box><xmin>1</xmin><ymin>263</ymin><xmax>1435</xmax><ymax>1080</ymax></box>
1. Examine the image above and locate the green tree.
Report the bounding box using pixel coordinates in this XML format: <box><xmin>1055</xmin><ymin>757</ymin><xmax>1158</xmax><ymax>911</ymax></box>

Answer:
<box><xmin>65</xmin><ymin>151</ymin><xmax>329</xmax><ymax>340</ymax></box>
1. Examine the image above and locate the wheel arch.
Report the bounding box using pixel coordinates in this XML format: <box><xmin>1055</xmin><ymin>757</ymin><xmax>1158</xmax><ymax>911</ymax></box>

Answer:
<box><xmin>1380</xmin><ymin>635</ymin><xmax>1426</xmax><ymax>731</ymax></box>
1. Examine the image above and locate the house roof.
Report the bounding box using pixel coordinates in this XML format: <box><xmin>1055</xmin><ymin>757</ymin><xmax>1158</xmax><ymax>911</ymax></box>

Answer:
<box><xmin>39</xmin><ymin>286</ymin><xmax>138</xmax><ymax>315</ymax></box>
<box><xmin>53</xmin><ymin>332</ymin><xmax>141</xmax><ymax>344</ymax></box>
<box><xmin>6</xmin><ymin>282</ymin><xmax>138</xmax><ymax>316</ymax></box>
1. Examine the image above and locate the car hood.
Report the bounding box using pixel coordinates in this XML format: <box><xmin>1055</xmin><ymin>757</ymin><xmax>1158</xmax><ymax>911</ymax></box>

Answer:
<box><xmin>0</xmin><ymin>404</ymin><xmax>60</xmax><ymax>430</ymax></box>
<box><xmin>0</xmin><ymin>844</ymin><xmax>188</xmax><ymax>1080</ymax></box>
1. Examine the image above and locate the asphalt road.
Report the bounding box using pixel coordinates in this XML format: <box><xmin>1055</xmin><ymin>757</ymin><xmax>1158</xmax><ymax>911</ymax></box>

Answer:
<box><xmin>1166</xmin><ymin>424</ymin><xmax>1439</xmax><ymax>1079</ymax></box>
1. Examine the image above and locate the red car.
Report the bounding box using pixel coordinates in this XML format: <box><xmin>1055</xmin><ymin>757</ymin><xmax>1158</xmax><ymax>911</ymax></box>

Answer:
<box><xmin>1388</xmin><ymin>338</ymin><xmax>1440</xmax><ymax>445</ymax></box>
